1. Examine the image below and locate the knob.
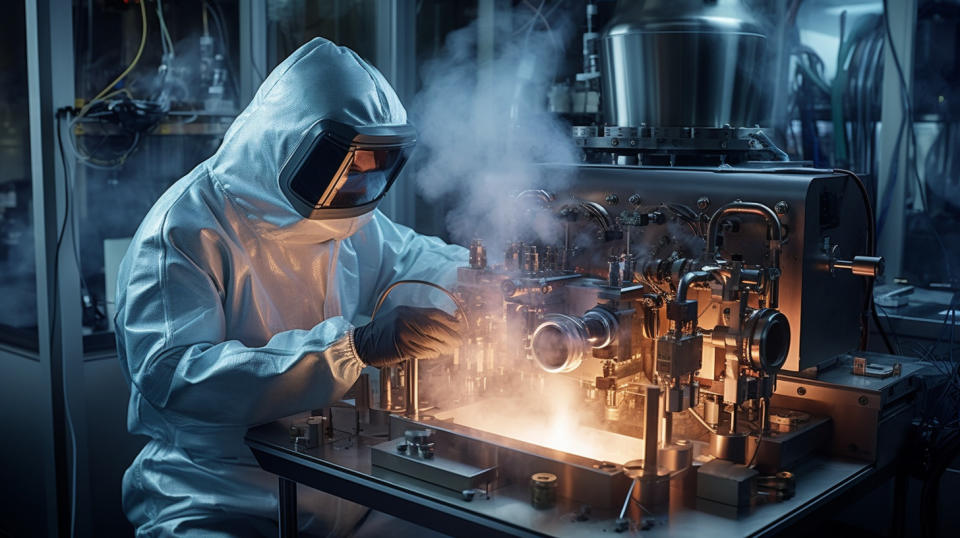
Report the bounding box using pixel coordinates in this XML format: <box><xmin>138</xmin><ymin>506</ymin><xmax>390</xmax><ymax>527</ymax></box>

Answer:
<box><xmin>834</xmin><ymin>255</ymin><xmax>884</xmax><ymax>277</ymax></box>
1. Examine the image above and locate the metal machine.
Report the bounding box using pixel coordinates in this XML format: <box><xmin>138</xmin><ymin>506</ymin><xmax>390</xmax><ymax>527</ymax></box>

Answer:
<box><xmin>276</xmin><ymin>1</ymin><xmax>927</xmax><ymax>532</ymax></box>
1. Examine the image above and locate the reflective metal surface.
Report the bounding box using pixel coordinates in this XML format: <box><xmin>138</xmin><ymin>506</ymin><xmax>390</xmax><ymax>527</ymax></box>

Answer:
<box><xmin>600</xmin><ymin>0</ymin><xmax>768</xmax><ymax>128</ymax></box>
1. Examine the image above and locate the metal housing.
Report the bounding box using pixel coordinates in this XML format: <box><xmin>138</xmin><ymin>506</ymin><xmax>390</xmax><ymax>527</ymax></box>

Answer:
<box><xmin>600</xmin><ymin>0</ymin><xmax>768</xmax><ymax>128</ymax></box>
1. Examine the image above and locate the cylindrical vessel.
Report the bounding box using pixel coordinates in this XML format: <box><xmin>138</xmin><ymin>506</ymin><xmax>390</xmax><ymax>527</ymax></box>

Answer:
<box><xmin>601</xmin><ymin>0</ymin><xmax>768</xmax><ymax>128</ymax></box>
<box><xmin>530</xmin><ymin>473</ymin><xmax>558</xmax><ymax>509</ymax></box>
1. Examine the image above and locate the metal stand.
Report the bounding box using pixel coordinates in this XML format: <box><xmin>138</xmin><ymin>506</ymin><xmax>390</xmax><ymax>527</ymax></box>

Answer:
<box><xmin>278</xmin><ymin>477</ymin><xmax>298</xmax><ymax>538</ymax></box>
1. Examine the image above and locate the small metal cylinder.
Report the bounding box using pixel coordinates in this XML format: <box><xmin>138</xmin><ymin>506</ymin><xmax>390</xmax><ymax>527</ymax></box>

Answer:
<box><xmin>710</xmin><ymin>432</ymin><xmax>748</xmax><ymax>463</ymax></box>
<box><xmin>405</xmin><ymin>359</ymin><xmax>419</xmax><ymax>420</ymax></box>
<box><xmin>659</xmin><ymin>440</ymin><xmax>693</xmax><ymax>472</ymax></box>
<box><xmin>608</xmin><ymin>256</ymin><xmax>621</xmax><ymax>287</ymax></box>
<box><xmin>523</xmin><ymin>245</ymin><xmax>539</xmax><ymax>273</ymax></box>
<box><xmin>379</xmin><ymin>366</ymin><xmax>393</xmax><ymax>410</ymax></box>
<box><xmin>469</xmin><ymin>239</ymin><xmax>487</xmax><ymax>269</ymax></box>
<box><xmin>704</xmin><ymin>396</ymin><xmax>720</xmax><ymax>427</ymax></box>
<box><xmin>530</xmin><ymin>473</ymin><xmax>558</xmax><ymax>509</ymax></box>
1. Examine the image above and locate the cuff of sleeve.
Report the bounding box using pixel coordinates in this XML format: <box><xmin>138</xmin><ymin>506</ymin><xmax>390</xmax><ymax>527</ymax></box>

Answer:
<box><xmin>347</xmin><ymin>327</ymin><xmax>364</xmax><ymax>366</ymax></box>
<box><xmin>321</xmin><ymin>324</ymin><xmax>366</xmax><ymax>386</ymax></box>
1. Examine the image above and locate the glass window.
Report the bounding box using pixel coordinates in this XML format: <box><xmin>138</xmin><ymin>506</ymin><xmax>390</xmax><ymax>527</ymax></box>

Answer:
<box><xmin>267</xmin><ymin>0</ymin><xmax>378</xmax><ymax>69</ymax></box>
<box><xmin>0</xmin><ymin>1</ymin><xmax>37</xmax><ymax>349</ymax></box>
<box><xmin>72</xmin><ymin>0</ymin><xmax>242</xmax><ymax>350</ymax></box>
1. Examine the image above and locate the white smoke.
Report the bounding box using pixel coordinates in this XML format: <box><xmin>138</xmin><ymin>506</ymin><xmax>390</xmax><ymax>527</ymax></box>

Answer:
<box><xmin>407</xmin><ymin>6</ymin><xmax>578</xmax><ymax>253</ymax></box>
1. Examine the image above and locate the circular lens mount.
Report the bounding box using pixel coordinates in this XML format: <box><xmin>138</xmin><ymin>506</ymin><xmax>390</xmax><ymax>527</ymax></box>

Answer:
<box><xmin>743</xmin><ymin>308</ymin><xmax>791</xmax><ymax>374</ymax></box>
<box><xmin>531</xmin><ymin>314</ymin><xmax>589</xmax><ymax>373</ymax></box>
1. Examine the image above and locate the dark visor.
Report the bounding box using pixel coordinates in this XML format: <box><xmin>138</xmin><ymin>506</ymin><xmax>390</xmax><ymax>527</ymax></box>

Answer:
<box><xmin>280</xmin><ymin>120</ymin><xmax>415</xmax><ymax>219</ymax></box>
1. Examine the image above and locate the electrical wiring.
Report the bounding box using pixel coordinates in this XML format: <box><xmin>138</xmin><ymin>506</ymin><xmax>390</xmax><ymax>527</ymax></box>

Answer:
<box><xmin>204</xmin><ymin>1</ymin><xmax>242</xmax><ymax>102</ymax></box>
<box><xmin>156</xmin><ymin>0</ymin><xmax>176</xmax><ymax>59</ymax></box>
<box><xmin>54</xmin><ymin>110</ymin><xmax>80</xmax><ymax>538</ymax></box>
<box><xmin>90</xmin><ymin>0</ymin><xmax>148</xmax><ymax>104</ymax></box>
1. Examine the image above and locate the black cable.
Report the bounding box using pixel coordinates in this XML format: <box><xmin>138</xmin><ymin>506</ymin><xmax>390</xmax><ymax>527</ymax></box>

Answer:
<box><xmin>871</xmin><ymin>300</ymin><xmax>897</xmax><ymax>354</ymax></box>
<box><xmin>54</xmin><ymin>107</ymin><xmax>78</xmax><ymax>538</ymax></box>
<box><xmin>834</xmin><ymin>169</ymin><xmax>883</xmax><ymax>350</ymax></box>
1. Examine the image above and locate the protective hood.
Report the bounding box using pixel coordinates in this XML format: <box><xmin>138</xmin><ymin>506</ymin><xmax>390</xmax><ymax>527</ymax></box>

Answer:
<box><xmin>206</xmin><ymin>38</ymin><xmax>406</xmax><ymax>240</ymax></box>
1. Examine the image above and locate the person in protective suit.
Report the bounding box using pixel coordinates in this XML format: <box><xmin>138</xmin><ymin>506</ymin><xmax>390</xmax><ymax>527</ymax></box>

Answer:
<box><xmin>115</xmin><ymin>38</ymin><xmax>466</xmax><ymax>536</ymax></box>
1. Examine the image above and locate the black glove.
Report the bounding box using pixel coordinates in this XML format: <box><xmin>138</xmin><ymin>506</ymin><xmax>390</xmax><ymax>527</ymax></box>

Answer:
<box><xmin>353</xmin><ymin>306</ymin><xmax>464</xmax><ymax>367</ymax></box>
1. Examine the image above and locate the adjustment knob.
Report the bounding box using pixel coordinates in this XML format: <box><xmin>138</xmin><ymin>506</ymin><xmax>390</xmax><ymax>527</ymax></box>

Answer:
<box><xmin>835</xmin><ymin>255</ymin><xmax>884</xmax><ymax>277</ymax></box>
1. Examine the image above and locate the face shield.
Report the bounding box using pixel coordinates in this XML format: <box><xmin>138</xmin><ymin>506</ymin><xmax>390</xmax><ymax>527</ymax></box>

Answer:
<box><xmin>279</xmin><ymin>119</ymin><xmax>416</xmax><ymax>219</ymax></box>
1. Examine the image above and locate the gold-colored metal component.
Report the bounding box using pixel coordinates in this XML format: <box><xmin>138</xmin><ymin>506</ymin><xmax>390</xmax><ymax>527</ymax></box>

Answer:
<box><xmin>530</xmin><ymin>472</ymin><xmax>558</xmax><ymax>509</ymax></box>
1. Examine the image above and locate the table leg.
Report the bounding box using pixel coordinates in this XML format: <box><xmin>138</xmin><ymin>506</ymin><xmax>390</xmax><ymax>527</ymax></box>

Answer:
<box><xmin>278</xmin><ymin>477</ymin><xmax>298</xmax><ymax>538</ymax></box>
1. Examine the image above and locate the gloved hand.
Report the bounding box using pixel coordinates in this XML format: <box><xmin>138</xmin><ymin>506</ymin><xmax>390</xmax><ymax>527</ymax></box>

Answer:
<box><xmin>352</xmin><ymin>306</ymin><xmax>464</xmax><ymax>367</ymax></box>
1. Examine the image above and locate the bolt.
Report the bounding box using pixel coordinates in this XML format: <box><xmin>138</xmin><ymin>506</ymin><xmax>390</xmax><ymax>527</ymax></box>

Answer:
<box><xmin>611</xmin><ymin>138</ymin><xmax>620</xmax><ymax>146</ymax></box>
<box><xmin>605</xmin><ymin>193</ymin><xmax>620</xmax><ymax>205</ymax></box>
<box><xmin>628</xmin><ymin>194</ymin><xmax>642</xmax><ymax>206</ymax></box>
<box><xmin>697</xmin><ymin>196</ymin><xmax>711</xmax><ymax>210</ymax></box>
<box><xmin>775</xmin><ymin>201</ymin><xmax>789</xmax><ymax>215</ymax></box>
<box><xmin>797</xmin><ymin>386</ymin><xmax>806</xmax><ymax>396</ymax></box>
<box><xmin>858</xmin><ymin>395</ymin><xmax>868</xmax><ymax>406</ymax></box>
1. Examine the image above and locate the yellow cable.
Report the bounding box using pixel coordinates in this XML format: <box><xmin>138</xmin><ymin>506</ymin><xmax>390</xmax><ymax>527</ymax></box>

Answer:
<box><xmin>90</xmin><ymin>0</ymin><xmax>148</xmax><ymax>103</ymax></box>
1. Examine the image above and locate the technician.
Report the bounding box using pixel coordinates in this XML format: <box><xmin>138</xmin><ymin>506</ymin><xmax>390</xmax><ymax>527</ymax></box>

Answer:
<box><xmin>114</xmin><ymin>38</ymin><xmax>466</xmax><ymax>536</ymax></box>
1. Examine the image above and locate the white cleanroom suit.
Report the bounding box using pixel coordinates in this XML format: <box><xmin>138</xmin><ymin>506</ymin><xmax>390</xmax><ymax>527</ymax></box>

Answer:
<box><xmin>115</xmin><ymin>38</ymin><xmax>466</xmax><ymax>536</ymax></box>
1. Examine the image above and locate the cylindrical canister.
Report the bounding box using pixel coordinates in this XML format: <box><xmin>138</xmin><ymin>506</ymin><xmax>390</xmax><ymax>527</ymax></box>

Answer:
<box><xmin>530</xmin><ymin>472</ymin><xmax>558</xmax><ymax>509</ymax></box>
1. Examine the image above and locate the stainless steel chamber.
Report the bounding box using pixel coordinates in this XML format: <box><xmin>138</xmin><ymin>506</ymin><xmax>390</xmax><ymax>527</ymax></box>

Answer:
<box><xmin>601</xmin><ymin>0</ymin><xmax>769</xmax><ymax>128</ymax></box>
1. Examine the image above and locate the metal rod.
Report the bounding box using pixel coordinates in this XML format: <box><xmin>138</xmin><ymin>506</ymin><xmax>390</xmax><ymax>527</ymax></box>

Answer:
<box><xmin>379</xmin><ymin>366</ymin><xmax>392</xmax><ymax>410</ymax></box>
<box><xmin>643</xmin><ymin>384</ymin><xmax>660</xmax><ymax>476</ymax></box>
<box><xmin>278</xmin><ymin>477</ymin><xmax>299</xmax><ymax>538</ymax></box>
<box><xmin>405</xmin><ymin>358</ymin><xmax>419</xmax><ymax>420</ymax></box>
<box><xmin>619</xmin><ymin>479</ymin><xmax>638</xmax><ymax>520</ymax></box>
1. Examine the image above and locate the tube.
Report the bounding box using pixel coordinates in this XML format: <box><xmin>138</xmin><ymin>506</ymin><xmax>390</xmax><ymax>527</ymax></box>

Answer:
<box><xmin>705</xmin><ymin>201</ymin><xmax>784</xmax><ymax>260</ymax></box>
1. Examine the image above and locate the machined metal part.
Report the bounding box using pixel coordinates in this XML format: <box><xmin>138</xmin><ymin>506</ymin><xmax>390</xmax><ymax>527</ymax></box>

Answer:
<box><xmin>600</xmin><ymin>0</ymin><xmax>768</xmax><ymax>128</ymax></box>
<box><xmin>756</xmin><ymin>471</ymin><xmax>797</xmax><ymax>501</ymax></box>
<box><xmin>697</xmin><ymin>459</ymin><xmax>758</xmax><ymax>508</ymax></box>
<box><xmin>659</xmin><ymin>440</ymin><xmax>693</xmax><ymax>472</ymax></box>
<box><xmin>387</xmin><ymin>414</ymin><xmax>632</xmax><ymax>510</ymax></box>
<box><xmin>543</xmin><ymin>164</ymin><xmax>870</xmax><ymax>372</ymax></box>
<box><xmin>743</xmin><ymin>308</ymin><xmax>791</xmax><ymax>373</ymax></box>
<box><xmin>768</xmin><ymin>410</ymin><xmax>811</xmax><ymax>432</ymax></box>
<box><xmin>529</xmin><ymin>472</ymin><xmax>558</xmax><ymax>509</ymax></box>
<box><xmin>371</xmin><ymin>436</ymin><xmax>496</xmax><ymax>493</ymax></box>
<box><xmin>710</xmin><ymin>432</ymin><xmax>748</xmax><ymax>463</ymax></box>
<box><xmin>773</xmin><ymin>353</ymin><xmax>924</xmax><ymax>465</ymax></box>
<box><xmin>402</xmin><ymin>429</ymin><xmax>436</xmax><ymax>459</ymax></box>
<box><xmin>744</xmin><ymin>412</ymin><xmax>831</xmax><ymax>474</ymax></box>
<box><xmin>851</xmin><ymin>356</ymin><xmax>902</xmax><ymax>379</ymax></box>
<box><xmin>531</xmin><ymin>307</ymin><xmax>619</xmax><ymax>373</ymax></box>
<box><xmin>623</xmin><ymin>460</ymin><xmax>671</xmax><ymax>514</ymax></box>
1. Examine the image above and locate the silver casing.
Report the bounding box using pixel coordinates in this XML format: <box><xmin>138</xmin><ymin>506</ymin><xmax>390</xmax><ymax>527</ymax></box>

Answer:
<box><xmin>545</xmin><ymin>164</ymin><xmax>869</xmax><ymax>373</ymax></box>
<box><xmin>601</xmin><ymin>0</ymin><xmax>768</xmax><ymax>128</ymax></box>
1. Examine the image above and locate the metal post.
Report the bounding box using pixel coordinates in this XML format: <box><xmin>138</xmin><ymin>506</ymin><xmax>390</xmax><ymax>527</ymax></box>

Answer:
<box><xmin>643</xmin><ymin>384</ymin><xmax>659</xmax><ymax>475</ymax></box>
<box><xmin>278</xmin><ymin>477</ymin><xmax>299</xmax><ymax>538</ymax></box>
<box><xmin>405</xmin><ymin>358</ymin><xmax>419</xmax><ymax>420</ymax></box>
<box><xmin>26</xmin><ymin>0</ymin><xmax>83</xmax><ymax>535</ymax></box>
<box><xmin>876</xmin><ymin>0</ymin><xmax>918</xmax><ymax>280</ymax></box>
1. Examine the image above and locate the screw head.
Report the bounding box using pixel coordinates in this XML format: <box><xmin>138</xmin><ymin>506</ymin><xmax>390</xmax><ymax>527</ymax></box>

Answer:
<box><xmin>797</xmin><ymin>386</ymin><xmax>807</xmax><ymax>396</ymax></box>
<box><xmin>775</xmin><ymin>201</ymin><xmax>790</xmax><ymax>215</ymax></box>
<box><xmin>697</xmin><ymin>196</ymin><xmax>711</xmax><ymax>210</ymax></box>
<box><xmin>628</xmin><ymin>194</ymin><xmax>642</xmax><ymax>206</ymax></box>
<box><xmin>858</xmin><ymin>395</ymin><xmax>868</xmax><ymax>406</ymax></box>
<box><xmin>605</xmin><ymin>193</ymin><xmax>620</xmax><ymax>205</ymax></box>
